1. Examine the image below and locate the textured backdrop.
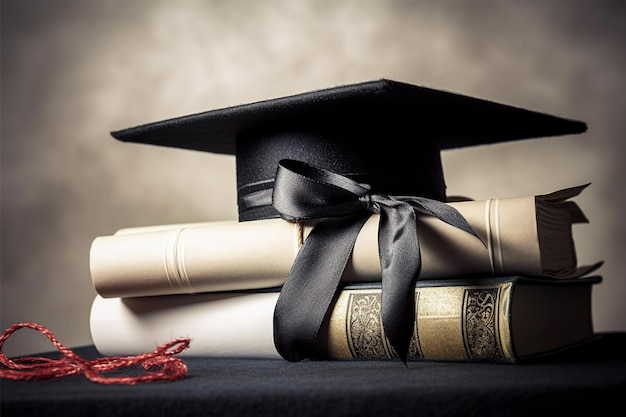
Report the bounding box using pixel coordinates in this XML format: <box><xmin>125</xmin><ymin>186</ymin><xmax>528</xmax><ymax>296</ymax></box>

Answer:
<box><xmin>2</xmin><ymin>0</ymin><xmax>625</xmax><ymax>356</ymax></box>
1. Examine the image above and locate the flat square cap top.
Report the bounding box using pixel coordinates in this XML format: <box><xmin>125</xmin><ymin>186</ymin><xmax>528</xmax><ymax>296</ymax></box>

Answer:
<box><xmin>111</xmin><ymin>79</ymin><xmax>586</xmax><ymax>154</ymax></box>
<box><xmin>110</xmin><ymin>79</ymin><xmax>587</xmax><ymax>221</ymax></box>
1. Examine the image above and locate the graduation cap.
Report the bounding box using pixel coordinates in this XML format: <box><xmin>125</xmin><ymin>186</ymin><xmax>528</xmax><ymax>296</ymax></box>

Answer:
<box><xmin>110</xmin><ymin>79</ymin><xmax>588</xmax><ymax>363</ymax></box>
<box><xmin>111</xmin><ymin>79</ymin><xmax>587</xmax><ymax>222</ymax></box>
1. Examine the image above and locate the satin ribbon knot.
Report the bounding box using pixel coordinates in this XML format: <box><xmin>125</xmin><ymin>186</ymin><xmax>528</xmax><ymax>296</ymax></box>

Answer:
<box><xmin>359</xmin><ymin>193</ymin><xmax>379</xmax><ymax>212</ymax></box>
<box><xmin>271</xmin><ymin>159</ymin><xmax>480</xmax><ymax>362</ymax></box>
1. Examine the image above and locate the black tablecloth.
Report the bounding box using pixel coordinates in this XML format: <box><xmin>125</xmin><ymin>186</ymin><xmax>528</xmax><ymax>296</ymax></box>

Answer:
<box><xmin>2</xmin><ymin>332</ymin><xmax>626</xmax><ymax>417</ymax></box>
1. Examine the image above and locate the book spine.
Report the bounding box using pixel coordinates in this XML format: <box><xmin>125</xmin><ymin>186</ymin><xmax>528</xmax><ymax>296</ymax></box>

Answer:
<box><xmin>320</xmin><ymin>282</ymin><xmax>514</xmax><ymax>361</ymax></box>
<box><xmin>90</xmin><ymin>281</ymin><xmax>516</xmax><ymax>362</ymax></box>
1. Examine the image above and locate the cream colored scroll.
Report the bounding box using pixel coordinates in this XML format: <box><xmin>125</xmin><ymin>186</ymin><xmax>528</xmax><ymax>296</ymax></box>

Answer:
<box><xmin>89</xmin><ymin>185</ymin><xmax>598</xmax><ymax>298</ymax></box>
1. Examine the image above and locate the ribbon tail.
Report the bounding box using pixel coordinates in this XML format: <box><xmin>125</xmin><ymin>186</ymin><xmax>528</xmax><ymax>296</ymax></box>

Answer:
<box><xmin>273</xmin><ymin>213</ymin><xmax>371</xmax><ymax>362</ymax></box>
<box><xmin>378</xmin><ymin>204</ymin><xmax>421</xmax><ymax>363</ymax></box>
<box><xmin>409</xmin><ymin>197</ymin><xmax>479</xmax><ymax>239</ymax></box>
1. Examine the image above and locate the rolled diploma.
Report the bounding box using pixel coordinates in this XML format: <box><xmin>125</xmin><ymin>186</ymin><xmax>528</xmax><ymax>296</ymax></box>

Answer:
<box><xmin>89</xmin><ymin>292</ymin><xmax>281</xmax><ymax>358</ymax></box>
<box><xmin>90</xmin><ymin>195</ymin><xmax>555</xmax><ymax>298</ymax></box>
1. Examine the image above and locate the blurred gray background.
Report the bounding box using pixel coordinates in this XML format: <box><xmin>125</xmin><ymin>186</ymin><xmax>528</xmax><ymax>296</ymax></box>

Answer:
<box><xmin>2</xmin><ymin>0</ymin><xmax>625</xmax><ymax>357</ymax></box>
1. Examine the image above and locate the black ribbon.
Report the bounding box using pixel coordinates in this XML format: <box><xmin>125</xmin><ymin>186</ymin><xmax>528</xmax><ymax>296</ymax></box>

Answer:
<box><xmin>272</xmin><ymin>159</ymin><xmax>480</xmax><ymax>362</ymax></box>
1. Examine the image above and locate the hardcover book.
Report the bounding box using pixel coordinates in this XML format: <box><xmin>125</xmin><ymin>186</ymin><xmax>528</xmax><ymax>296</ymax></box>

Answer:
<box><xmin>90</xmin><ymin>275</ymin><xmax>600</xmax><ymax>362</ymax></box>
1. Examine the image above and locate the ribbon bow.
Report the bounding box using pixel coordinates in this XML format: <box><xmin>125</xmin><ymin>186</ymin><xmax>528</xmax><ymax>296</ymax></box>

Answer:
<box><xmin>272</xmin><ymin>159</ymin><xmax>480</xmax><ymax>362</ymax></box>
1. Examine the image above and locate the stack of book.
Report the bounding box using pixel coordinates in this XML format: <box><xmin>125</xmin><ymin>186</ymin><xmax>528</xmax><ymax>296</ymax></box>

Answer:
<box><xmin>89</xmin><ymin>184</ymin><xmax>602</xmax><ymax>362</ymax></box>
<box><xmin>89</xmin><ymin>79</ymin><xmax>603</xmax><ymax>363</ymax></box>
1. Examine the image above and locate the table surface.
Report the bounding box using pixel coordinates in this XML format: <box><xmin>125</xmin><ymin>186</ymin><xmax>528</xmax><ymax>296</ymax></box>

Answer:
<box><xmin>2</xmin><ymin>332</ymin><xmax>626</xmax><ymax>417</ymax></box>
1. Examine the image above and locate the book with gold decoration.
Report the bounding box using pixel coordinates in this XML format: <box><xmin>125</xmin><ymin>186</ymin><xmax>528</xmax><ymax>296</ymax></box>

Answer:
<box><xmin>90</xmin><ymin>275</ymin><xmax>600</xmax><ymax>362</ymax></box>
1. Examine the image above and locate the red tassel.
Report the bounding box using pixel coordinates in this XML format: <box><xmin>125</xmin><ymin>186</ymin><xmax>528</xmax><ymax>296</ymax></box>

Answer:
<box><xmin>0</xmin><ymin>322</ymin><xmax>191</xmax><ymax>384</ymax></box>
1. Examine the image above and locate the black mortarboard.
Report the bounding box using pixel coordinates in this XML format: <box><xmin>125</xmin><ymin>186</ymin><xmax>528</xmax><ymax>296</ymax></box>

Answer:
<box><xmin>111</xmin><ymin>79</ymin><xmax>587</xmax><ymax>221</ymax></box>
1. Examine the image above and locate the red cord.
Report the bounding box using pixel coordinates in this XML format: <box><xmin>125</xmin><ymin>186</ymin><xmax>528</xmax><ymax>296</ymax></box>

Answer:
<box><xmin>0</xmin><ymin>322</ymin><xmax>191</xmax><ymax>384</ymax></box>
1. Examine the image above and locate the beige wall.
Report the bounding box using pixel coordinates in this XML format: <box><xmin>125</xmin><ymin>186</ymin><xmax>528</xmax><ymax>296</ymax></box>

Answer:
<box><xmin>2</xmin><ymin>0</ymin><xmax>625</xmax><ymax>356</ymax></box>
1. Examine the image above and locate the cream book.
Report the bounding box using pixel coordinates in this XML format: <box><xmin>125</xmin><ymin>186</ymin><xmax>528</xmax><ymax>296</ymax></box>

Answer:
<box><xmin>90</xmin><ymin>184</ymin><xmax>601</xmax><ymax>298</ymax></box>
<box><xmin>89</xmin><ymin>275</ymin><xmax>600</xmax><ymax>362</ymax></box>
